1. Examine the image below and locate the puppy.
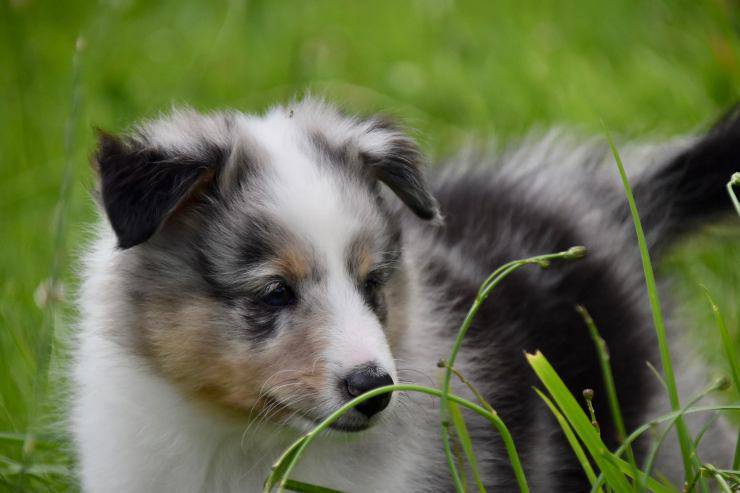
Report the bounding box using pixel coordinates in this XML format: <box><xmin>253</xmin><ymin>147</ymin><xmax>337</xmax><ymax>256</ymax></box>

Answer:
<box><xmin>73</xmin><ymin>99</ymin><xmax>738</xmax><ymax>492</ymax></box>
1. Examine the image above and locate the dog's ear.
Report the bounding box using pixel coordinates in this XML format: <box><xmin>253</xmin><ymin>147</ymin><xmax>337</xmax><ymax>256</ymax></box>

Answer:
<box><xmin>357</xmin><ymin>118</ymin><xmax>441</xmax><ymax>223</ymax></box>
<box><xmin>93</xmin><ymin>131</ymin><xmax>223</xmax><ymax>249</ymax></box>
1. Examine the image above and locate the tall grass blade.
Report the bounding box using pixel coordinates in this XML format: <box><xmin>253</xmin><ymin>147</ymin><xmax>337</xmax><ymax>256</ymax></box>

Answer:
<box><xmin>534</xmin><ymin>388</ymin><xmax>602</xmax><ymax>491</ymax></box>
<box><xmin>15</xmin><ymin>32</ymin><xmax>87</xmax><ymax>492</ymax></box>
<box><xmin>637</xmin><ymin>378</ymin><xmax>726</xmax><ymax>492</ymax></box>
<box><xmin>605</xmin><ymin>128</ymin><xmax>695</xmax><ymax>480</ymax></box>
<box><xmin>577</xmin><ymin>305</ymin><xmax>639</xmax><ymax>480</ymax></box>
<box><xmin>645</xmin><ymin>362</ymin><xmax>668</xmax><ymax>392</ymax></box>
<box><xmin>702</xmin><ymin>289</ymin><xmax>740</xmax><ymax>470</ymax></box>
<box><xmin>704</xmin><ymin>465</ymin><xmax>734</xmax><ymax>493</ymax></box>
<box><xmin>526</xmin><ymin>351</ymin><xmax>632</xmax><ymax>491</ymax></box>
<box><xmin>692</xmin><ymin>414</ymin><xmax>720</xmax><ymax>451</ymax></box>
<box><xmin>441</xmin><ymin>361</ymin><xmax>495</xmax><ymax>414</ymax></box>
<box><xmin>283</xmin><ymin>479</ymin><xmax>346</xmax><ymax>493</ymax></box>
<box><xmin>264</xmin><ymin>437</ymin><xmax>309</xmax><ymax>493</ymax></box>
<box><xmin>449</xmin><ymin>402</ymin><xmax>487</xmax><ymax>493</ymax></box>
<box><xmin>591</xmin><ymin>404</ymin><xmax>740</xmax><ymax>492</ymax></box>
<box><xmin>609</xmin><ymin>455</ymin><xmax>675</xmax><ymax>493</ymax></box>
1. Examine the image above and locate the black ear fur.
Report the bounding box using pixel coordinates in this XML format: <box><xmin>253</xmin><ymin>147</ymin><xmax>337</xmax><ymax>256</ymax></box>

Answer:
<box><xmin>94</xmin><ymin>132</ymin><xmax>221</xmax><ymax>249</ymax></box>
<box><xmin>360</xmin><ymin>120</ymin><xmax>441</xmax><ymax>222</ymax></box>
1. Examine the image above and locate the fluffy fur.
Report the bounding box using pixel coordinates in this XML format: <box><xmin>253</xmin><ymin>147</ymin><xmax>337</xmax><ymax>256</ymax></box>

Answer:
<box><xmin>73</xmin><ymin>99</ymin><xmax>739</xmax><ymax>492</ymax></box>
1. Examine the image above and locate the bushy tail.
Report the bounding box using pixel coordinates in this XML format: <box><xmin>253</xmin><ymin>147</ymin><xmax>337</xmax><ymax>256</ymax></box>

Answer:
<box><xmin>632</xmin><ymin>106</ymin><xmax>740</xmax><ymax>252</ymax></box>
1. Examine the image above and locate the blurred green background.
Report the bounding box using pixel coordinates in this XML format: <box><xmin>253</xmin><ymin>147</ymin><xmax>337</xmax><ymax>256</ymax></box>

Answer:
<box><xmin>1</xmin><ymin>0</ymin><xmax>739</xmax><ymax>490</ymax></box>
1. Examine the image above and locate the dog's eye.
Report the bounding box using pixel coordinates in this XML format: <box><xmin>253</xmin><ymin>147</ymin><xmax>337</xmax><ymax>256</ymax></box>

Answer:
<box><xmin>261</xmin><ymin>281</ymin><xmax>296</xmax><ymax>307</ymax></box>
<box><xmin>362</xmin><ymin>274</ymin><xmax>382</xmax><ymax>296</ymax></box>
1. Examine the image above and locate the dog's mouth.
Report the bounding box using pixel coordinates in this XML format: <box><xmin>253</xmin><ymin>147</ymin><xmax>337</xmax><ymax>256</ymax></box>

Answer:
<box><xmin>326</xmin><ymin>420</ymin><xmax>371</xmax><ymax>433</ymax></box>
<box><xmin>293</xmin><ymin>410</ymin><xmax>378</xmax><ymax>433</ymax></box>
<box><xmin>259</xmin><ymin>395</ymin><xmax>385</xmax><ymax>433</ymax></box>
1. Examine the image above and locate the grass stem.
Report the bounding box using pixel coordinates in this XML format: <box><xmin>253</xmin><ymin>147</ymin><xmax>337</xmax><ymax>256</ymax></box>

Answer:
<box><xmin>264</xmin><ymin>384</ymin><xmax>528</xmax><ymax>493</ymax></box>
<box><xmin>439</xmin><ymin>247</ymin><xmax>585</xmax><ymax>493</ymax></box>
<box><xmin>577</xmin><ymin>305</ymin><xmax>639</xmax><ymax>485</ymax></box>
<box><xmin>605</xmin><ymin>128</ymin><xmax>695</xmax><ymax>481</ymax></box>
<box><xmin>727</xmin><ymin>172</ymin><xmax>740</xmax><ymax>217</ymax></box>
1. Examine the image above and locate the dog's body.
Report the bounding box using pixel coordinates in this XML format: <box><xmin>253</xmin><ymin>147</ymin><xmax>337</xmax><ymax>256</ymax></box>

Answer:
<box><xmin>73</xmin><ymin>100</ymin><xmax>738</xmax><ymax>492</ymax></box>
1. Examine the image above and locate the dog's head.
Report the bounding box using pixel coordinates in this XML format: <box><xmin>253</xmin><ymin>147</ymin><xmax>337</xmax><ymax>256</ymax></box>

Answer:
<box><xmin>94</xmin><ymin>100</ymin><xmax>440</xmax><ymax>432</ymax></box>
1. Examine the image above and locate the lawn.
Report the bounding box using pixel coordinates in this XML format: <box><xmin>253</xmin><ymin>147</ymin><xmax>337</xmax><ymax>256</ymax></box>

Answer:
<box><xmin>1</xmin><ymin>0</ymin><xmax>738</xmax><ymax>491</ymax></box>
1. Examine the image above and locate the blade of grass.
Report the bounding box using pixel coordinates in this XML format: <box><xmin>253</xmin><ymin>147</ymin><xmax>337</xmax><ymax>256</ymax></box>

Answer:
<box><xmin>0</xmin><ymin>433</ymin><xmax>29</xmax><ymax>443</ymax></box>
<box><xmin>605</xmin><ymin>128</ymin><xmax>694</xmax><ymax>480</ymax></box>
<box><xmin>534</xmin><ymin>388</ymin><xmax>602</xmax><ymax>491</ymax></box>
<box><xmin>637</xmin><ymin>378</ymin><xmax>727</xmax><ymax>493</ymax></box>
<box><xmin>15</xmin><ymin>31</ymin><xmax>87</xmax><ymax>493</ymax></box>
<box><xmin>692</xmin><ymin>414</ymin><xmax>720</xmax><ymax>451</ymax></box>
<box><xmin>704</xmin><ymin>464</ymin><xmax>733</xmax><ymax>493</ymax></box>
<box><xmin>683</xmin><ymin>468</ymin><xmax>703</xmax><ymax>493</ymax></box>
<box><xmin>590</xmin><ymin>404</ymin><xmax>740</xmax><ymax>492</ymax></box>
<box><xmin>449</xmin><ymin>402</ymin><xmax>487</xmax><ymax>493</ymax></box>
<box><xmin>283</xmin><ymin>479</ymin><xmax>346</xmax><ymax>493</ymax></box>
<box><xmin>577</xmin><ymin>305</ymin><xmax>639</xmax><ymax>481</ymax></box>
<box><xmin>702</xmin><ymin>288</ymin><xmax>740</xmax><ymax>470</ymax></box>
<box><xmin>702</xmin><ymin>290</ymin><xmax>740</xmax><ymax>397</ymax></box>
<box><xmin>608</xmin><ymin>454</ymin><xmax>676</xmax><ymax>493</ymax></box>
<box><xmin>645</xmin><ymin>362</ymin><xmax>668</xmax><ymax>393</ymax></box>
<box><xmin>0</xmin><ymin>463</ymin><xmax>70</xmax><ymax>476</ymax></box>
<box><xmin>704</xmin><ymin>467</ymin><xmax>740</xmax><ymax>488</ymax></box>
<box><xmin>439</xmin><ymin>361</ymin><xmax>495</xmax><ymax>414</ymax></box>
<box><xmin>526</xmin><ymin>351</ymin><xmax>633</xmax><ymax>491</ymax></box>
<box><xmin>264</xmin><ymin>437</ymin><xmax>310</xmax><ymax>493</ymax></box>
<box><xmin>0</xmin><ymin>433</ymin><xmax>54</xmax><ymax>445</ymax></box>
<box><xmin>450</xmin><ymin>423</ymin><xmax>468</xmax><ymax>492</ymax></box>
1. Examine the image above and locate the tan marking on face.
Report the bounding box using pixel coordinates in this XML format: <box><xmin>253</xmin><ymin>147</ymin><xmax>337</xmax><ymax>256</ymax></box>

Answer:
<box><xmin>139</xmin><ymin>295</ymin><xmax>330</xmax><ymax>423</ymax></box>
<box><xmin>346</xmin><ymin>233</ymin><xmax>376</xmax><ymax>281</ymax></box>
<box><xmin>274</xmin><ymin>243</ymin><xmax>312</xmax><ymax>282</ymax></box>
<box><xmin>382</xmin><ymin>272</ymin><xmax>408</xmax><ymax>352</ymax></box>
<box><xmin>355</xmin><ymin>244</ymin><xmax>373</xmax><ymax>280</ymax></box>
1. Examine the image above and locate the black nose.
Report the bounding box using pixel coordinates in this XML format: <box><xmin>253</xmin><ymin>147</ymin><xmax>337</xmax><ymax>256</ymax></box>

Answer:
<box><xmin>344</xmin><ymin>366</ymin><xmax>394</xmax><ymax>418</ymax></box>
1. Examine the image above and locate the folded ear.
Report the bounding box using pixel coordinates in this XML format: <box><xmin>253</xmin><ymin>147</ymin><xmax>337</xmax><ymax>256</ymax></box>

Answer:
<box><xmin>94</xmin><ymin>131</ymin><xmax>223</xmax><ymax>249</ymax></box>
<box><xmin>357</xmin><ymin>119</ymin><xmax>441</xmax><ymax>223</ymax></box>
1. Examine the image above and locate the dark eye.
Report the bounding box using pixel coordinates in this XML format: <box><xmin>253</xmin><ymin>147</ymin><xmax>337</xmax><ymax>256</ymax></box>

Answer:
<box><xmin>362</xmin><ymin>275</ymin><xmax>381</xmax><ymax>296</ymax></box>
<box><xmin>261</xmin><ymin>281</ymin><xmax>296</xmax><ymax>307</ymax></box>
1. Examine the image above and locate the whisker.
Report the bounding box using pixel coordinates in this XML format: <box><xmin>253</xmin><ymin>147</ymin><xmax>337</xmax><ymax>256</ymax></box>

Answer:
<box><xmin>396</xmin><ymin>367</ymin><xmax>436</xmax><ymax>387</ymax></box>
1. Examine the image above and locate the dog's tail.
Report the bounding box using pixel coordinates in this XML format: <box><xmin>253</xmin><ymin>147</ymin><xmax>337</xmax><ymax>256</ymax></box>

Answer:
<box><xmin>627</xmin><ymin>106</ymin><xmax>740</xmax><ymax>253</ymax></box>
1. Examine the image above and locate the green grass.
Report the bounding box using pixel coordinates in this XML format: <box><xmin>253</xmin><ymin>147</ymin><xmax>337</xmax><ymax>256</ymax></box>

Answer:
<box><xmin>1</xmin><ymin>0</ymin><xmax>739</xmax><ymax>491</ymax></box>
<box><xmin>607</xmin><ymin>128</ymin><xmax>696</xmax><ymax>483</ymax></box>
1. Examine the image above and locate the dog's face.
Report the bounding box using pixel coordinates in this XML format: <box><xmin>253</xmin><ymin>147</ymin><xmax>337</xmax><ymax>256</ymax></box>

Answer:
<box><xmin>95</xmin><ymin>100</ymin><xmax>439</xmax><ymax>432</ymax></box>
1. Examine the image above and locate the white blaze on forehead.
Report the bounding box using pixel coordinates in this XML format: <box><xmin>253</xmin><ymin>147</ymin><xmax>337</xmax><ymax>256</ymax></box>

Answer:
<box><xmin>243</xmin><ymin>111</ymin><xmax>396</xmax><ymax>377</ymax></box>
<box><xmin>245</xmin><ymin>113</ymin><xmax>363</xmax><ymax>264</ymax></box>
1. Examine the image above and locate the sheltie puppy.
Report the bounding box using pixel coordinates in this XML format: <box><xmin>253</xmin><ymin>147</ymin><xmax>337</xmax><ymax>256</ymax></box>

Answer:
<box><xmin>73</xmin><ymin>99</ymin><xmax>738</xmax><ymax>492</ymax></box>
